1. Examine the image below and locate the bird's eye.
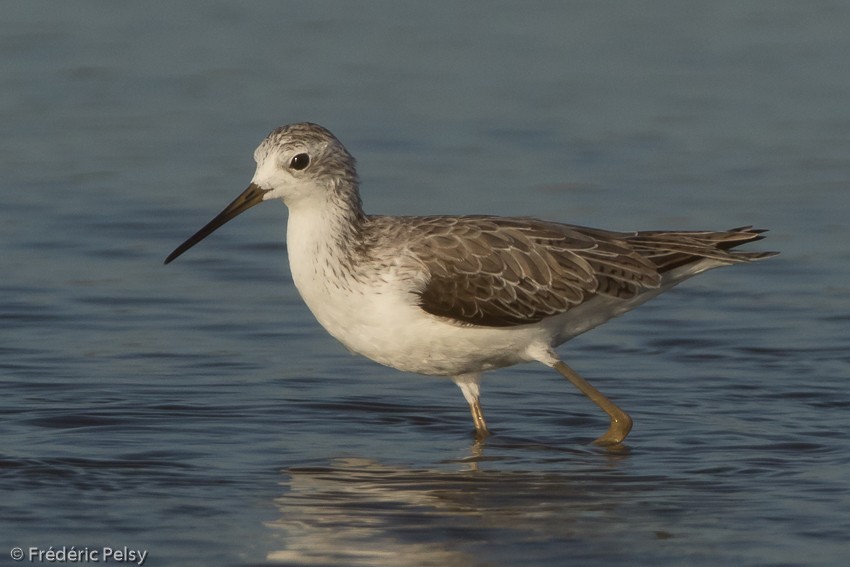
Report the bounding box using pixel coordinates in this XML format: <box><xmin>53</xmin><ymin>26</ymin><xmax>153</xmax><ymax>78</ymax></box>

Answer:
<box><xmin>289</xmin><ymin>153</ymin><xmax>310</xmax><ymax>171</ymax></box>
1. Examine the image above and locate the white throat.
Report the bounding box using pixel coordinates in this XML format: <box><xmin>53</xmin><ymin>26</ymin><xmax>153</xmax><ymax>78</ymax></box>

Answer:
<box><xmin>284</xmin><ymin>194</ymin><xmax>365</xmax><ymax>303</ymax></box>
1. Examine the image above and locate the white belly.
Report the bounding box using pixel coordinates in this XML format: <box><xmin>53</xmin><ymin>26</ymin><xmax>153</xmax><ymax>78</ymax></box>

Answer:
<box><xmin>292</xmin><ymin>262</ymin><xmax>546</xmax><ymax>376</ymax></box>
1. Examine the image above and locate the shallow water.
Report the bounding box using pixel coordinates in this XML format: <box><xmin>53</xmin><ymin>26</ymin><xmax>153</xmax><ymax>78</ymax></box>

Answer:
<box><xmin>2</xmin><ymin>2</ymin><xmax>850</xmax><ymax>566</ymax></box>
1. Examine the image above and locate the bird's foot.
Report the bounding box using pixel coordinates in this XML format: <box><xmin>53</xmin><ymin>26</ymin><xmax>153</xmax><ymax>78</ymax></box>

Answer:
<box><xmin>592</xmin><ymin>414</ymin><xmax>633</xmax><ymax>446</ymax></box>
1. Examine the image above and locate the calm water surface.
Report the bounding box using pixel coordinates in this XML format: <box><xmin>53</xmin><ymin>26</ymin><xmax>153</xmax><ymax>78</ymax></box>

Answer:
<box><xmin>2</xmin><ymin>2</ymin><xmax>849</xmax><ymax>566</ymax></box>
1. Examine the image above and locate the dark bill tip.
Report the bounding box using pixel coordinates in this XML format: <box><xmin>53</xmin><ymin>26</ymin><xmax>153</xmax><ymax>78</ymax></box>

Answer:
<box><xmin>164</xmin><ymin>183</ymin><xmax>269</xmax><ymax>265</ymax></box>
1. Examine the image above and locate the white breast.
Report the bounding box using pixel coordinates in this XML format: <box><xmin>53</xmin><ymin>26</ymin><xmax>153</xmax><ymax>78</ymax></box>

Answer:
<box><xmin>285</xmin><ymin>206</ymin><xmax>554</xmax><ymax>376</ymax></box>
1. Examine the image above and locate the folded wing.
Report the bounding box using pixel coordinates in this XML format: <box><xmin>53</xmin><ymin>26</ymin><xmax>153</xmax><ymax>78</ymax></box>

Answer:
<box><xmin>391</xmin><ymin>216</ymin><xmax>773</xmax><ymax>327</ymax></box>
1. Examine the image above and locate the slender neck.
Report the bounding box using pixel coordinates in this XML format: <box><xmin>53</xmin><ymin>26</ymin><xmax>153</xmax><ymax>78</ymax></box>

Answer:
<box><xmin>285</xmin><ymin>178</ymin><xmax>367</xmax><ymax>277</ymax></box>
<box><xmin>326</xmin><ymin>177</ymin><xmax>367</xmax><ymax>236</ymax></box>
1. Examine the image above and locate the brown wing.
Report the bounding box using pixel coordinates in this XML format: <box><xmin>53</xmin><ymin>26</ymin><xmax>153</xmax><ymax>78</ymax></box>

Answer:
<box><xmin>396</xmin><ymin>216</ymin><xmax>663</xmax><ymax>327</ymax></box>
<box><xmin>364</xmin><ymin>216</ymin><xmax>774</xmax><ymax>328</ymax></box>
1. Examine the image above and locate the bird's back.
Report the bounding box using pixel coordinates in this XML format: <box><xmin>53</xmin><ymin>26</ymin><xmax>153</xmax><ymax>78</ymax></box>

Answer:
<box><xmin>361</xmin><ymin>215</ymin><xmax>776</xmax><ymax>328</ymax></box>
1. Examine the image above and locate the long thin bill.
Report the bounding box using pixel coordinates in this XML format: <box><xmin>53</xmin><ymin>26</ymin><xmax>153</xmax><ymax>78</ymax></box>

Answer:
<box><xmin>164</xmin><ymin>183</ymin><xmax>269</xmax><ymax>264</ymax></box>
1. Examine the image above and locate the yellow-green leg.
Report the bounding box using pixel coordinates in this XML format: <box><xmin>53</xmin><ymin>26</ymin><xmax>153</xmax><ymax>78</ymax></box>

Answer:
<box><xmin>454</xmin><ymin>373</ymin><xmax>490</xmax><ymax>439</ymax></box>
<box><xmin>553</xmin><ymin>360</ymin><xmax>633</xmax><ymax>445</ymax></box>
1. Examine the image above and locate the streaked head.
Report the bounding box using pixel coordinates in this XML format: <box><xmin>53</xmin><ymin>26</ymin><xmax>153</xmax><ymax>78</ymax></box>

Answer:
<box><xmin>251</xmin><ymin>122</ymin><xmax>357</xmax><ymax>204</ymax></box>
<box><xmin>164</xmin><ymin>123</ymin><xmax>358</xmax><ymax>264</ymax></box>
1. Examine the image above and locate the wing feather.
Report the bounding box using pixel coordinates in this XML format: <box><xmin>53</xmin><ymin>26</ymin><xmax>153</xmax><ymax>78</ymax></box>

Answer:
<box><xmin>363</xmin><ymin>216</ymin><xmax>773</xmax><ymax>328</ymax></box>
<box><xmin>394</xmin><ymin>217</ymin><xmax>655</xmax><ymax>326</ymax></box>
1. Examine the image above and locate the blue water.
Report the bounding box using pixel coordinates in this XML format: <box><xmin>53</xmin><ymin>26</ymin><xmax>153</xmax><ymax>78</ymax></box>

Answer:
<box><xmin>2</xmin><ymin>2</ymin><xmax>849</xmax><ymax>566</ymax></box>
